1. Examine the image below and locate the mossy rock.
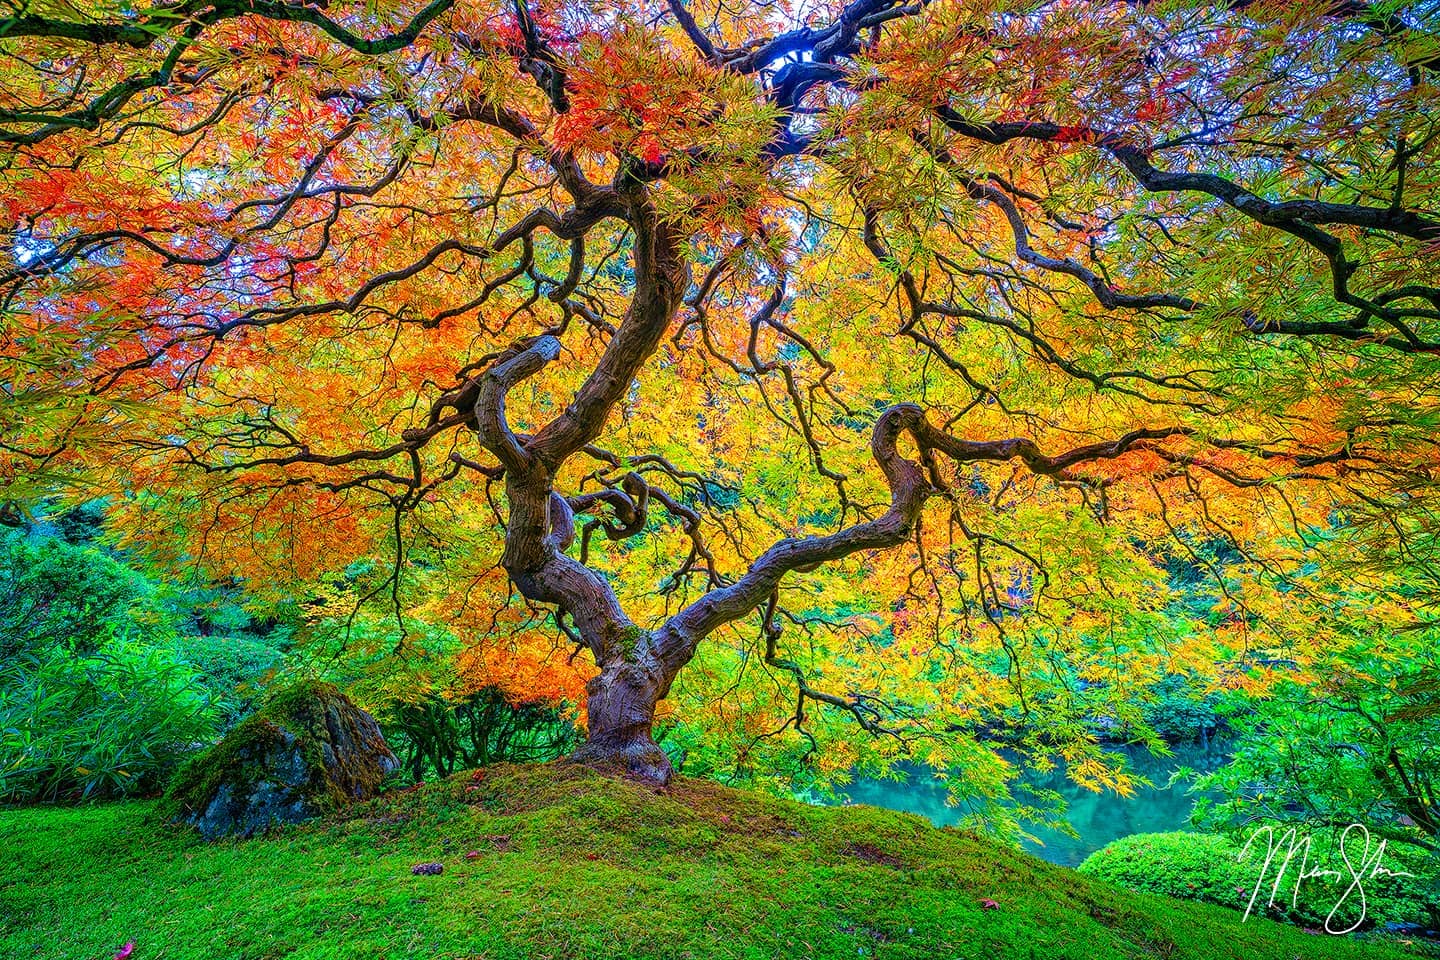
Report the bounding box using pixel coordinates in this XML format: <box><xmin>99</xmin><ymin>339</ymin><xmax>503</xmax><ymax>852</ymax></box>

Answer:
<box><xmin>161</xmin><ymin>681</ymin><xmax>398</xmax><ymax>840</ymax></box>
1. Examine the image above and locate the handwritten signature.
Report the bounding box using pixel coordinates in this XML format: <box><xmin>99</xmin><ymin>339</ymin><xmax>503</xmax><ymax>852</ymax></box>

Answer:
<box><xmin>1239</xmin><ymin>823</ymin><xmax>1415</xmax><ymax>934</ymax></box>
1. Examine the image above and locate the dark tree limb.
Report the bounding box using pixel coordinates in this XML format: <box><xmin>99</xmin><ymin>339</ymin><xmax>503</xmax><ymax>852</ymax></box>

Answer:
<box><xmin>650</xmin><ymin>403</ymin><xmax>1189</xmax><ymax>684</ymax></box>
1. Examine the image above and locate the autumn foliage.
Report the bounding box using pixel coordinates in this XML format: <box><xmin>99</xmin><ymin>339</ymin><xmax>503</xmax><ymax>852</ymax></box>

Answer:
<box><xmin>2</xmin><ymin>0</ymin><xmax>1438</xmax><ymax>799</ymax></box>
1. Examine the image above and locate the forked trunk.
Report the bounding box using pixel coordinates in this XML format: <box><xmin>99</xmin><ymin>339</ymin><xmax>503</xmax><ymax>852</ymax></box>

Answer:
<box><xmin>570</xmin><ymin>659</ymin><xmax>671</xmax><ymax>785</ymax></box>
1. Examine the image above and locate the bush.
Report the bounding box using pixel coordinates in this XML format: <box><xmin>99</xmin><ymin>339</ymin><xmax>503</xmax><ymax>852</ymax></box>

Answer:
<box><xmin>0</xmin><ymin>640</ymin><xmax>219</xmax><ymax>803</ymax></box>
<box><xmin>386</xmin><ymin>688</ymin><xmax>579</xmax><ymax>782</ymax></box>
<box><xmin>170</xmin><ymin>634</ymin><xmax>284</xmax><ymax>721</ymax></box>
<box><xmin>1079</xmin><ymin>830</ymin><xmax>1440</xmax><ymax>931</ymax></box>
<box><xmin>0</xmin><ymin>533</ymin><xmax>157</xmax><ymax>659</ymax></box>
<box><xmin>1139</xmin><ymin>674</ymin><xmax>1221</xmax><ymax>742</ymax></box>
<box><xmin>0</xmin><ymin>525</ymin><xmax>290</xmax><ymax>804</ymax></box>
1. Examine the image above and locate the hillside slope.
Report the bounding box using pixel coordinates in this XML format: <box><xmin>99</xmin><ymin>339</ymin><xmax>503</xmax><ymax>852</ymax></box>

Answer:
<box><xmin>0</xmin><ymin>763</ymin><xmax>1411</xmax><ymax>959</ymax></box>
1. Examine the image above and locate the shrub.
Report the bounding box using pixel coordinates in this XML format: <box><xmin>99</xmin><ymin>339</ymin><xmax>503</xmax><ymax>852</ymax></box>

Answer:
<box><xmin>0</xmin><ymin>526</ymin><xmax>289</xmax><ymax>804</ymax></box>
<box><xmin>1139</xmin><ymin>674</ymin><xmax>1221</xmax><ymax>742</ymax></box>
<box><xmin>0</xmin><ymin>640</ymin><xmax>219</xmax><ymax>803</ymax></box>
<box><xmin>170</xmin><ymin>634</ymin><xmax>285</xmax><ymax>722</ymax></box>
<box><xmin>386</xmin><ymin>688</ymin><xmax>579</xmax><ymax>782</ymax></box>
<box><xmin>1079</xmin><ymin>830</ymin><xmax>1440</xmax><ymax>931</ymax></box>
<box><xmin>0</xmin><ymin>532</ymin><xmax>157</xmax><ymax>659</ymax></box>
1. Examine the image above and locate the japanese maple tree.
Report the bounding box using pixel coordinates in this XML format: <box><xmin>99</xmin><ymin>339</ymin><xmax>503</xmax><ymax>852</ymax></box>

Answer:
<box><xmin>3</xmin><ymin>0</ymin><xmax>1437</xmax><ymax>789</ymax></box>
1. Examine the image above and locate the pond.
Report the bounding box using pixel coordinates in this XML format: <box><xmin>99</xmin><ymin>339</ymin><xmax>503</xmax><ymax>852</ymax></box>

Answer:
<box><xmin>841</xmin><ymin>738</ymin><xmax>1231</xmax><ymax>868</ymax></box>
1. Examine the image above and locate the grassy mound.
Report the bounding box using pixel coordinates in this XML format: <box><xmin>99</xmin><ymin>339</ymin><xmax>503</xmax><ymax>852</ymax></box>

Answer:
<box><xmin>0</xmin><ymin>763</ymin><xmax>1416</xmax><ymax>959</ymax></box>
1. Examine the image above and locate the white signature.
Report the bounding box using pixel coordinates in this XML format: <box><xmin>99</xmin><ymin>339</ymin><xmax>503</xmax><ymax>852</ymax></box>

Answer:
<box><xmin>1239</xmin><ymin>823</ymin><xmax>1415</xmax><ymax>934</ymax></box>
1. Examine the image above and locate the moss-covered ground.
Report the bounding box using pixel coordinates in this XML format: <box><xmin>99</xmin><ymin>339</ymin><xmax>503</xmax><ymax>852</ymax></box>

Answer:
<box><xmin>0</xmin><ymin>763</ymin><xmax>1414</xmax><ymax>959</ymax></box>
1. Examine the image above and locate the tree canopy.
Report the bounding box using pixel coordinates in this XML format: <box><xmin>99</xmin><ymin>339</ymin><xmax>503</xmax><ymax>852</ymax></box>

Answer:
<box><xmin>3</xmin><ymin>0</ymin><xmax>1438</xmax><ymax>804</ymax></box>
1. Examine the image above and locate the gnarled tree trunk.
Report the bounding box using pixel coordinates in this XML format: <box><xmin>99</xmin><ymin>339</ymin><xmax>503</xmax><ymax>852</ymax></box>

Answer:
<box><xmin>470</xmin><ymin>186</ymin><xmax>691</xmax><ymax>785</ymax></box>
<box><xmin>570</xmin><ymin>657</ymin><xmax>671</xmax><ymax>783</ymax></box>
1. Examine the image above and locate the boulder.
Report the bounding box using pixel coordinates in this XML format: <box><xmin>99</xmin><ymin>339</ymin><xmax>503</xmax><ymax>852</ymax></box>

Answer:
<box><xmin>163</xmin><ymin>681</ymin><xmax>398</xmax><ymax>840</ymax></box>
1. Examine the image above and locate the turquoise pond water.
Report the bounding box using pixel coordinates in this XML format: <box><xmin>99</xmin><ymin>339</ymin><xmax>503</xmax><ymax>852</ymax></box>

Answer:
<box><xmin>841</xmin><ymin>739</ymin><xmax>1231</xmax><ymax>868</ymax></box>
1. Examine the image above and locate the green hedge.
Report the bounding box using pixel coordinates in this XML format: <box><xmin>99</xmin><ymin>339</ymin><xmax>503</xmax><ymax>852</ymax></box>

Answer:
<box><xmin>1079</xmin><ymin>830</ymin><xmax>1440</xmax><ymax>932</ymax></box>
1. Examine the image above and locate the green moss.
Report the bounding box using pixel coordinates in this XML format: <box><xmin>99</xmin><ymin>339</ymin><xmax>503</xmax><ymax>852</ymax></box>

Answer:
<box><xmin>158</xmin><ymin>717</ymin><xmax>287</xmax><ymax>821</ymax></box>
<box><xmin>159</xmin><ymin>680</ymin><xmax>383</xmax><ymax>821</ymax></box>
<box><xmin>1080</xmin><ymin>830</ymin><xmax>1440</xmax><ymax>931</ymax></box>
<box><xmin>614</xmin><ymin>623</ymin><xmax>647</xmax><ymax>660</ymax></box>
<box><xmin>1</xmin><ymin>763</ymin><xmax>1420</xmax><ymax>959</ymax></box>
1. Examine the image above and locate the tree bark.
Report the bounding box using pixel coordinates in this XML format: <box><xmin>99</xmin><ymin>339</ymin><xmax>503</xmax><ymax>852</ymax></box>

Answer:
<box><xmin>470</xmin><ymin>187</ymin><xmax>688</xmax><ymax>785</ymax></box>
<box><xmin>569</xmin><ymin>657</ymin><xmax>672</xmax><ymax>784</ymax></box>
